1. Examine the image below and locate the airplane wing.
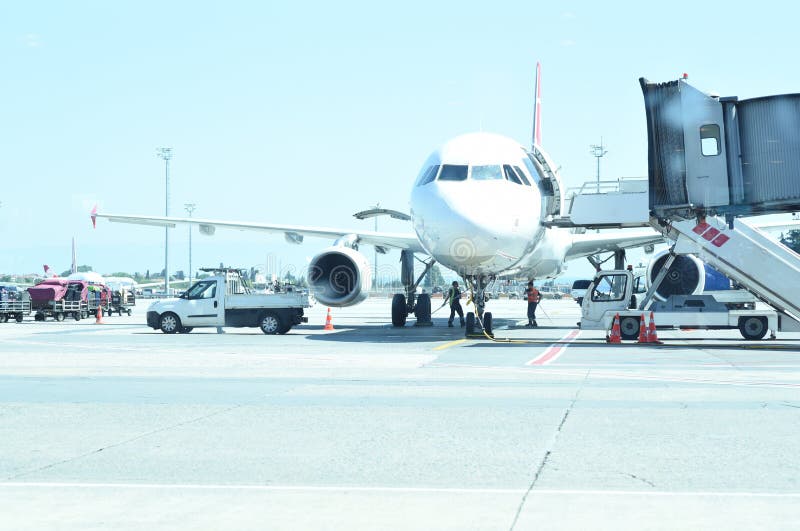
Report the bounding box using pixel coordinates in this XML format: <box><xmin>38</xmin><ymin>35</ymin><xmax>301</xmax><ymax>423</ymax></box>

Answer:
<box><xmin>565</xmin><ymin>229</ymin><xmax>664</xmax><ymax>260</ymax></box>
<box><xmin>92</xmin><ymin>211</ymin><xmax>427</xmax><ymax>253</ymax></box>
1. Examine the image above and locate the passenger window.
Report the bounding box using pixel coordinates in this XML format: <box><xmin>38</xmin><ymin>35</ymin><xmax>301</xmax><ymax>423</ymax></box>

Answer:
<box><xmin>438</xmin><ymin>164</ymin><xmax>468</xmax><ymax>181</ymax></box>
<box><xmin>416</xmin><ymin>165</ymin><xmax>439</xmax><ymax>186</ymax></box>
<box><xmin>471</xmin><ymin>165</ymin><xmax>503</xmax><ymax>180</ymax></box>
<box><xmin>700</xmin><ymin>124</ymin><xmax>721</xmax><ymax>156</ymax></box>
<box><xmin>503</xmin><ymin>165</ymin><xmax>522</xmax><ymax>184</ymax></box>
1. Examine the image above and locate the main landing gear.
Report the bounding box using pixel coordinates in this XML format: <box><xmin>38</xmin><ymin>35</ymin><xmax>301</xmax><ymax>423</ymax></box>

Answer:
<box><xmin>391</xmin><ymin>250</ymin><xmax>435</xmax><ymax>328</ymax></box>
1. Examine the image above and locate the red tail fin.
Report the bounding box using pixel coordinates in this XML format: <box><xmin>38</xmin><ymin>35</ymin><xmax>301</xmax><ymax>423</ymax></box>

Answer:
<box><xmin>91</xmin><ymin>205</ymin><xmax>97</xmax><ymax>229</ymax></box>
<box><xmin>532</xmin><ymin>62</ymin><xmax>542</xmax><ymax>148</ymax></box>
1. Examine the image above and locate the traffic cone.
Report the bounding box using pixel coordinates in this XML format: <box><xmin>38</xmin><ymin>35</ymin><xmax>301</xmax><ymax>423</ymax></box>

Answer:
<box><xmin>323</xmin><ymin>308</ymin><xmax>334</xmax><ymax>331</ymax></box>
<box><xmin>607</xmin><ymin>313</ymin><xmax>621</xmax><ymax>343</ymax></box>
<box><xmin>648</xmin><ymin>311</ymin><xmax>661</xmax><ymax>344</ymax></box>
<box><xmin>95</xmin><ymin>306</ymin><xmax>104</xmax><ymax>324</ymax></box>
<box><xmin>638</xmin><ymin>313</ymin><xmax>649</xmax><ymax>343</ymax></box>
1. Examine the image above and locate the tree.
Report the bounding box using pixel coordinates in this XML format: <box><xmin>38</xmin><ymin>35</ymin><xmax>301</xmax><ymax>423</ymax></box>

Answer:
<box><xmin>780</xmin><ymin>230</ymin><xmax>800</xmax><ymax>254</ymax></box>
<box><xmin>426</xmin><ymin>265</ymin><xmax>445</xmax><ymax>287</ymax></box>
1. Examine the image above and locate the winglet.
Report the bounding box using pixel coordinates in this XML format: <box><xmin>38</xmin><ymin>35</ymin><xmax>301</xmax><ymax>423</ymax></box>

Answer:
<box><xmin>91</xmin><ymin>205</ymin><xmax>97</xmax><ymax>229</ymax></box>
<box><xmin>531</xmin><ymin>62</ymin><xmax>542</xmax><ymax>149</ymax></box>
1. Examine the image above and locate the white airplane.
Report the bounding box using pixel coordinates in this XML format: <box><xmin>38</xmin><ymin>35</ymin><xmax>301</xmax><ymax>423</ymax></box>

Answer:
<box><xmin>91</xmin><ymin>64</ymin><xmax>666</xmax><ymax>334</ymax></box>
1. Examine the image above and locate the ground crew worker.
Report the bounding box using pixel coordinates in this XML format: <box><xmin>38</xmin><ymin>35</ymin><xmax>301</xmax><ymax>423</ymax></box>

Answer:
<box><xmin>524</xmin><ymin>281</ymin><xmax>540</xmax><ymax>327</ymax></box>
<box><xmin>446</xmin><ymin>281</ymin><xmax>464</xmax><ymax>327</ymax></box>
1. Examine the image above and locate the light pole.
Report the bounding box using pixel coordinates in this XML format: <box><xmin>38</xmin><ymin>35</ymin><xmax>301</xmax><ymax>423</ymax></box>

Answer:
<box><xmin>184</xmin><ymin>203</ymin><xmax>196</xmax><ymax>285</ymax></box>
<box><xmin>157</xmin><ymin>147</ymin><xmax>172</xmax><ymax>294</ymax></box>
<box><xmin>590</xmin><ymin>139</ymin><xmax>608</xmax><ymax>193</ymax></box>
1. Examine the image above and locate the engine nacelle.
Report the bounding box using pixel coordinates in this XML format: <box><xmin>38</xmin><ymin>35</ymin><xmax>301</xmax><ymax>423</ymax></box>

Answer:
<box><xmin>645</xmin><ymin>250</ymin><xmax>731</xmax><ymax>300</ymax></box>
<box><xmin>307</xmin><ymin>246</ymin><xmax>372</xmax><ymax>307</ymax></box>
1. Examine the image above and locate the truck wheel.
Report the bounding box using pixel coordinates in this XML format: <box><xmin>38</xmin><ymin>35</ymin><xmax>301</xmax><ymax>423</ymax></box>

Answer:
<box><xmin>73</xmin><ymin>312</ymin><xmax>81</xmax><ymax>321</ymax></box>
<box><xmin>620</xmin><ymin>316</ymin><xmax>640</xmax><ymax>340</ymax></box>
<box><xmin>0</xmin><ymin>314</ymin><xmax>7</xmax><ymax>323</ymax></box>
<box><xmin>34</xmin><ymin>313</ymin><xmax>44</xmax><ymax>322</ymax></box>
<box><xmin>15</xmin><ymin>314</ymin><xmax>24</xmax><ymax>323</ymax></box>
<box><xmin>259</xmin><ymin>312</ymin><xmax>282</xmax><ymax>334</ymax></box>
<box><xmin>739</xmin><ymin>316</ymin><xmax>767</xmax><ymax>340</ymax></box>
<box><xmin>159</xmin><ymin>313</ymin><xmax>181</xmax><ymax>334</ymax></box>
<box><xmin>55</xmin><ymin>312</ymin><xmax>65</xmax><ymax>322</ymax></box>
<box><xmin>391</xmin><ymin>294</ymin><xmax>407</xmax><ymax>327</ymax></box>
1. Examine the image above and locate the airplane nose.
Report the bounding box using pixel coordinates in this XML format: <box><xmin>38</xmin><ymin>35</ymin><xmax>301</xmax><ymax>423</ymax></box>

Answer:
<box><xmin>412</xmin><ymin>182</ymin><xmax>524</xmax><ymax>272</ymax></box>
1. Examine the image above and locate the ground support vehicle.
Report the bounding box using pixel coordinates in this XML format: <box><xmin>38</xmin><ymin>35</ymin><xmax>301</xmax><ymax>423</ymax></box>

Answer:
<box><xmin>0</xmin><ymin>300</ymin><xmax>31</xmax><ymax>322</ymax></box>
<box><xmin>146</xmin><ymin>268</ymin><xmax>310</xmax><ymax>334</ymax></box>
<box><xmin>110</xmin><ymin>290</ymin><xmax>135</xmax><ymax>316</ymax></box>
<box><xmin>579</xmin><ymin>269</ymin><xmax>782</xmax><ymax>340</ymax></box>
<box><xmin>28</xmin><ymin>279</ymin><xmax>90</xmax><ymax>322</ymax></box>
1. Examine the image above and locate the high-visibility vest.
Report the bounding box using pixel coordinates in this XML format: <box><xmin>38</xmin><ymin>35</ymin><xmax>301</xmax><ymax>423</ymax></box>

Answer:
<box><xmin>526</xmin><ymin>288</ymin><xmax>539</xmax><ymax>303</ymax></box>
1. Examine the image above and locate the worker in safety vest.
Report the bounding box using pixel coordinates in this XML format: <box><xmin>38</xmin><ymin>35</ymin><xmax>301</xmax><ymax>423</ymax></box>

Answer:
<box><xmin>524</xmin><ymin>281</ymin><xmax>540</xmax><ymax>327</ymax></box>
<box><xmin>446</xmin><ymin>281</ymin><xmax>465</xmax><ymax>327</ymax></box>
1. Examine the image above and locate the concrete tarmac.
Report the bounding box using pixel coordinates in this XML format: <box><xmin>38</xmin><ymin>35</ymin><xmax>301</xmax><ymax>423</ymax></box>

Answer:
<box><xmin>1</xmin><ymin>298</ymin><xmax>799</xmax><ymax>530</ymax></box>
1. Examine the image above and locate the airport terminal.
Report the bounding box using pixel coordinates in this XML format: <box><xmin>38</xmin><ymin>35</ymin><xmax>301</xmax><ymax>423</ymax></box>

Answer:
<box><xmin>3</xmin><ymin>52</ymin><xmax>800</xmax><ymax>531</ymax></box>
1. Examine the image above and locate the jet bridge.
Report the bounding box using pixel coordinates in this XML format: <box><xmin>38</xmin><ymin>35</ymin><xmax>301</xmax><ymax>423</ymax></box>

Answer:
<box><xmin>640</xmin><ymin>76</ymin><xmax>800</xmax><ymax>221</ymax></box>
<box><xmin>641</xmin><ymin>76</ymin><xmax>800</xmax><ymax>328</ymax></box>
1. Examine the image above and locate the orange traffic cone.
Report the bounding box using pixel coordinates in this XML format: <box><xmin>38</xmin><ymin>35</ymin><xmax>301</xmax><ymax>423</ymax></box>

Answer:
<box><xmin>95</xmin><ymin>306</ymin><xmax>104</xmax><ymax>324</ymax></box>
<box><xmin>323</xmin><ymin>308</ymin><xmax>334</xmax><ymax>330</ymax></box>
<box><xmin>648</xmin><ymin>311</ymin><xmax>661</xmax><ymax>344</ymax></box>
<box><xmin>607</xmin><ymin>313</ymin><xmax>621</xmax><ymax>343</ymax></box>
<box><xmin>638</xmin><ymin>313</ymin><xmax>649</xmax><ymax>343</ymax></box>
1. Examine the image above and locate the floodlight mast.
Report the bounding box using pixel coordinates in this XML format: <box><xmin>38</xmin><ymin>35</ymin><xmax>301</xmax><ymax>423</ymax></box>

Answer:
<box><xmin>184</xmin><ymin>203</ymin><xmax>196</xmax><ymax>285</ymax></box>
<box><xmin>157</xmin><ymin>147</ymin><xmax>172</xmax><ymax>294</ymax></box>
<box><xmin>590</xmin><ymin>139</ymin><xmax>608</xmax><ymax>193</ymax></box>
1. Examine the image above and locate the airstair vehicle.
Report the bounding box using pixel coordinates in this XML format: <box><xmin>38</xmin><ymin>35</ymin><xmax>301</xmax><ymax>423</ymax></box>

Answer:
<box><xmin>554</xmin><ymin>76</ymin><xmax>800</xmax><ymax>337</ymax></box>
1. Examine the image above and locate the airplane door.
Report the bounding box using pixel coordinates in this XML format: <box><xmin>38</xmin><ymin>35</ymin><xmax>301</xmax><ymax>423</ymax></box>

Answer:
<box><xmin>181</xmin><ymin>280</ymin><xmax>222</xmax><ymax>327</ymax></box>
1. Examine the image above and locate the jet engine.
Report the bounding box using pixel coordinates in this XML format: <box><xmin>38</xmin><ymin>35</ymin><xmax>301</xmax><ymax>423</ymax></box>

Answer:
<box><xmin>307</xmin><ymin>246</ymin><xmax>372</xmax><ymax>307</ymax></box>
<box><xmin>645</xmin><ymin>250</ymin><xmax>731</xmax><ymax>300</ymax></box>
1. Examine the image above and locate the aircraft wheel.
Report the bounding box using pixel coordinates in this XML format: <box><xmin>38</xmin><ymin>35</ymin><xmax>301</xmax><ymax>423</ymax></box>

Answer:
<box><xmin>465</xmin><ymin>312</ymin><xmax>475</xmax><ymax>336</ymax></box>
<box><xmin>414</xmin><ymin>293</ymin><xmax>431</xmax><ymax>324</ymax></box>
<box><xmin>739</xmin><ymin>316</ymin><xmax>767</xmax><ymax>341</ymax></box>
<box><xmin>259</xmin><ymin>311</ymin><xmax>282</xmax><ymax>334</ymax></box>
<box><xmin>159</xmin><ymin>313</ymin><xmax>181</xmax><ymax>334</ymax></box>
<box><xmin>620</xmin><ymin>316</ymin><xmax>640</xmax><ymax>340</ymax></box>
<box><xmin>483</xmin><ymin>312</ymin><xmax>494</xmax><ymax>337</ymax></box>
<box><xmin>391</xmin><ymin>294</ymin><xmax>407</xmax><ymax>327</ymax></box>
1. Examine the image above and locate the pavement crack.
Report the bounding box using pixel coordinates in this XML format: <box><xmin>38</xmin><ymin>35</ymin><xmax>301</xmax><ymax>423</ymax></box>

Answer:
<box><xmin>508</xmin><ymin>370</ymin><xmax>590</xmax><ymax>531</ymax></box>
<box><xmin>4</xmin><ymin>404</ymin><xmax>244</xmax><ymax>481</ymax></box>
<box><xmin>621</xmin><ymin>472</ymin><xmax>656</xmax><ymax>488</ymax></box>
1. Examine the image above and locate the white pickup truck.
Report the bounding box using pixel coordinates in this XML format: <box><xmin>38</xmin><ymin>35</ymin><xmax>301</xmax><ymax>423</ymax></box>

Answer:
<box><xmin>146</xmin><ymin>268</ymin><xmax>310</xmax><ymax>334</ymax></box>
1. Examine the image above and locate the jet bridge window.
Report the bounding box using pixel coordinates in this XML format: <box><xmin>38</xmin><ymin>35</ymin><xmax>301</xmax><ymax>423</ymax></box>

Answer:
<box><xmin>415</xmin><ymin>165</ymin><xmax>440</xmax><ymax>186</ymax></box>
<box><xmin>471</xmin><ymin>165</ymin><xmax>503</xmax><ymax>180</ymax></box>
<box><xmin>590</xmin><ymin>274</ymin><xmax>628</xmax><ymax>302</ymax></box>
<box><xmin>438</xmin><ymin>164</ymin><xmax>468</xmax><ymax>181</ymax></box>
<box><xmin>700</xmin><ymin>124</ymin><xmax>721</xmax><ymax>156</ymax></box>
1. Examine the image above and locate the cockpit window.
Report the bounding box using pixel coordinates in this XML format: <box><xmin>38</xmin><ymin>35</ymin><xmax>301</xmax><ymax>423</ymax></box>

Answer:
<box><xmin>513</xmin><ymin>166</ymin><xmax>532</xmax><ymax>186</ymax></box>
<box><xmin>470</xmin><ymin>165</ymin><xmax>503</xmax><ymax>181</ymax></box>
<box><xmin>416</xmin><ymin>165</ymin><xmax>439</xmax><ymax>186</ymax></box>
<box><xmin>437</xmin><ymin>164</ymin><xmax>468</xmax><ymax>181</ymax></box>
<box><xmin>503</xmin><ymin>165</ymin><xmax>522</xmax><ymax>185</ymax></box>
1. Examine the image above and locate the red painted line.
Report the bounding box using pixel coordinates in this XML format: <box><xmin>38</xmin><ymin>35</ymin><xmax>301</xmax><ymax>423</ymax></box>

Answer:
<box><xmin>527</xmin><ymin>329</ymin><xmax>581</xmax><ymax>366</ymax></box>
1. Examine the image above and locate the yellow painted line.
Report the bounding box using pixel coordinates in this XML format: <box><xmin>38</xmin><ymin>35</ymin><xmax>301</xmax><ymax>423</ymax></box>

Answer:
<box><xmin>433</xmin><ymin>338</ymin><xmax>468</xmax><ymax>351</ymax></box>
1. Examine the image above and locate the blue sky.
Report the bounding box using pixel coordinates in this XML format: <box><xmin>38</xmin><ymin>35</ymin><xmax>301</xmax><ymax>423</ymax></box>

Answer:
<box><xmin>2</xmin><ymin>1</ymin><xmax>799</xmax><ymax>281</ymax></box>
